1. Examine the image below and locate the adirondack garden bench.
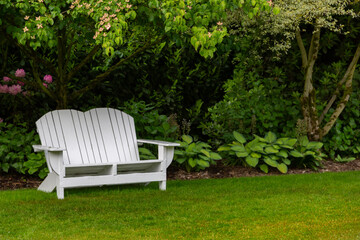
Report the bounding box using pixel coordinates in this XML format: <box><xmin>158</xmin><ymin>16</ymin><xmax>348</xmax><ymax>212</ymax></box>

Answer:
<box><xmin>33</xmin><ymin>108</ymin><xmax>180</xmax><ymax>199</ymax></box>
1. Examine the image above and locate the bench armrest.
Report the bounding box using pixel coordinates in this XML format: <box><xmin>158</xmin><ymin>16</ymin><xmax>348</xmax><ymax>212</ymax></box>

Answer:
<box><xmin>33</xmin><ymin>145</ymin><xmax>66</xmax><ymax>152</ymax></box>
<box><xmin>137</xmin><ymin>139</ymin><xmax>180</xmax><ymax>147</ymax></box>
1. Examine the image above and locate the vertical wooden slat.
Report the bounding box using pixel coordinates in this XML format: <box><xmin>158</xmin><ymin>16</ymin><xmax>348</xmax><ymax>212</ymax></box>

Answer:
<box><xmin>108</xmin><ymin>109</ymin><xmax>127</xmax><ymax>162</ymax></box>
<box><xmin>115</xmin><ymin>110</ymin><xmax>133</xmax><ymax>162</ymax></box>
<box><xmin>127</xmin><ymin>113</ymin><xmax>140</xmax><ymax>161</ymax></box>
<box><xmin>51</xmin><ymin>111</ymin><xmax>70</xmax><ymax>165</ymax></box>
<box><xmin>39</xmin><ymin>117</ymin><xmax>53</xmax><ymax>147</ymax></box>
<box><xmin>84</xmin><ymin>111</ymin><xmax>102</xmax><ymax>164</ymax></box>
<box><xmin>121</xmin><ymin>112</ymin><xmax>138</xmax><ymax>162</ymax></box>
<box><xmin>36</xmin><ymin>118</ymin><xmax>47</xmax><ymax>146</ymax></box>
<box><xmin>95</xmin><ymin>108</ymin><xmax>120</xmax><ymax>163</ymax></box>
<box><xmin>89</xmin><ymin>109</ymin><xmax>108</xmax><ymax>163</ymax></box>
<box><xmin>71</xmin><ymin>110</ymin><xmax>90</xmax><ymax>164</ymax></box>
<box><xmin>78</xmin><ymin>112</ymin><xmax>96</xmax><ymax>164</ymax></box>
<box><xmin>58</xmin><ymin>110</ymin><xmax>83</xmax><ymax>164</ymax></box>
<box><xmin>45</xmin><ymin>112</ymin><xmax>60</xmax><ymax>148</ymax></box>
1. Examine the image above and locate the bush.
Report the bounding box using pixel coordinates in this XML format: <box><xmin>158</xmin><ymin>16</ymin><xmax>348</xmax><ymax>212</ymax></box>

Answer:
<box><xmin>219</xmin><ymin>131</ymin><xmax>326</xmax><ymax>173</ymax></box>
<box><xmin>174</xmin><ymin>135</ymin><xmax>222</xmax><ymax>172</ymax></box>
<box><xmin>0</xmin><ymin>121</ymin><xmax>47</xmax><ymax>178</ymax></box>
<box><xmin>201</xmin><ymin>63</ymin><xmax>301</xmax><ymax>145</ymax></box>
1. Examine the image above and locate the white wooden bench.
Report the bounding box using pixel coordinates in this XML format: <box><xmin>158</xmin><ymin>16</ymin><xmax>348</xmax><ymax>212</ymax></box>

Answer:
<box><xmin>33</xmin><ymin>108</ymin><xmax>179</xmax><ymax>199</ymax></box>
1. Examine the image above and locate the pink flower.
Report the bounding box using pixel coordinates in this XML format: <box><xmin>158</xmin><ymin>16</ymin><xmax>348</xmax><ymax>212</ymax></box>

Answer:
<box><xmin>208</xmin><ymin>32</ymin><xmax>212</xmax><ymax>38</ymax></box>
<box><xmin>267</xmin><ymin>0</ymin><xmax>272</xmax><ymax>6</ymax></box>
<box><xmin>15</xmin><ymin>69</ymin><xmax>26</xmax><ymax>78</ymax></box>
<box><xmin>3</xmin><ymin>76</ymin><xmax>12</xmax><ymax>82</ymax></box>
<box><xmin>43</xmin><ymin>75</ymin><xmax>53</xmax><ymax>83</ymax></box>
<box><xmin>17</xmin><ymin>81</ymin><xmax>25</xmax><ymax>86</ymax></box>
<box><xmin>22</xmin><ymin>91</ymin><xmax>29</xmax><ymax>96</ymax></box>
<box><xmin>43</xmin><ymin>83</ymin><xmax>48</xmax><ymax>88</ymax></box>
<box><xmin>0</xmin><ymin>118</ymin><xmax>3</xmax><ymax>123</ymax></box>
<box><xmin>0</xmin><ymin>85</ymin><xmax>9</xmax><ymax>93</ymax></box>
<box><xmin>8</xmin><ymin>85</ymin><xmax>22</xmax><ymax>95</ymax></box>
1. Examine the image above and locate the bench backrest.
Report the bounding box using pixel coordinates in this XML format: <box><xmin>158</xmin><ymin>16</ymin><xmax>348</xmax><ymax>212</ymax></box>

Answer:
<box><xmin>36</xmin><ymin>108</ymin><xmax>140</xmax><ymax>165</ymax></box>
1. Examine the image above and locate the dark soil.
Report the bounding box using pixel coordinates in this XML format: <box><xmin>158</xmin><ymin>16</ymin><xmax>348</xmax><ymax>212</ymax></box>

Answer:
<box><xmin>1</xmin><ymin>159</ymin><xmax>360</xmax><ymax>191</ymax></box>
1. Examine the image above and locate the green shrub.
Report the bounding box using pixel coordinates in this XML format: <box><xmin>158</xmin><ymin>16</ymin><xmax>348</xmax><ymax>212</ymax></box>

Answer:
<box><xmin>119</xmin><ymin>100</ymin><xmax>178</xmax><ymax>141</ymax></box>
<box><xmin>0</xmin><ymin>122</ymin><xmax>47</xmax><ymax>178</ymax></box>
<box><xmin>219</xmin><ymin>131</ymin><xmax>326</xmax><ymax>173</ymax></box>
<box><xmin>201</xmin><ymin>65</ymin><xmax>301</xmax><ymax>145</ymax></box>
<box><xmin>174</xmin><ymin>135</ymin><xmax>222</xmax><ymax>172</ymax></box>
<box><xmin>290</xmin><ymin>136</ymin><xmax>327</xmax><ymax>170</ymax></box>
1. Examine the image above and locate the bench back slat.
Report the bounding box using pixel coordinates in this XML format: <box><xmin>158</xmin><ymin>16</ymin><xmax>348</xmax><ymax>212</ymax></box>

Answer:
<box><xmin>36</xmin><ymin>108</ymin><xmax>140</xmax><ymax>165</ymax></box>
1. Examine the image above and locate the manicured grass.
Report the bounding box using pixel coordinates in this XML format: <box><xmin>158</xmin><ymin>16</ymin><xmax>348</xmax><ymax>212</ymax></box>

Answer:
<box><xmin>1</xmin><ymin>171</ymin><xmax>360</xmax><ymax>239</ymax></box>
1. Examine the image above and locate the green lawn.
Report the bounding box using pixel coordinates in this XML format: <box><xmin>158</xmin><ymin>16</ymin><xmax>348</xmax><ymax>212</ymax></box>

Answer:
<box><xmin>1</xmin><ymin>171</ymin><xmax>359</xmax><ymax>239</ymax></box>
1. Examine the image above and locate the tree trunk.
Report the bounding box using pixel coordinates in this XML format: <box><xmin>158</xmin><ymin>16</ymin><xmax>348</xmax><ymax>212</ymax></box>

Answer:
<box><xmin>298</xmin><ymin>28</ymin><xmax>321</xmax><ymax>141</ymax></box>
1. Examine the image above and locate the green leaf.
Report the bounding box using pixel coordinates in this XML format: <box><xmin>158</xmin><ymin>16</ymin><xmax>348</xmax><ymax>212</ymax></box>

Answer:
<box><xmin>264</xmin><ymin>157</ymin><xmax>278</xmax><ymax>167</ymax></box>
<box><xmin>210</xmin><ymin>152</ymin><xmax>222</xmax><ymax>160</ymax></box>
<box><xmin>175</xmin><ymin>158</ymin><xmax>186</xmax><ymax>164</ymax></box>
<box><xmin>282</xmin><ymin>159</ymin><xmax>291</xmax><ymax>165</ymax></box>
<box><xmin>236</xmin><ymin>151</ymin><xmax>249</xmax><ymax>158</ymax></box>
<box><xmin>201</xmin><ymin>149</ymin><xmax>210</xmax><ymax>158</ymax></box>
<box><xmin>259</xmin><ymin>164</ymin><xmax>268</xmax><ymax>173</ymax></box>
<box><xmin>245</xmin><ymin>156</ymin><xmax>259</xmax><ymax>167</ymax></box>
<box><xmin>188</xmin><ymin>158</ymin><xmax>196</xmax><ymax>168</ymax></box>
<box><xmin>182</xmin><ymin>135</ymin><xmax>193</xmax><ymax>144</ymax></box>
<box><xmin>307</xmin><ymin>142</ymin><xmax>323</xmax><ymax>150</ymax></box>
<box><xmin>231</xmin><ymin>145</ymin><xmax>246</xmax><ymax>152</ymax></box>
<box><xmin>264</xmin><ymin>146</ymin><xmax>279</xmax><ymax>154</ymax></box>
<box><xmin>273</xmin><ymin>6</ymin><xmax>281</xmax><ymax>15</ymax></box>
<box><xmin>265</xmin><ymin>132</ymin><xmax>277</xmax><ymax>143</ymax></box>
<box><xmin>1</xmin><ymin>163</ymin><xmax>9</xmax><ymax>172</ymax></box>
<box><xmin>277</xmin><ymin>163</ymin><xmax>288</xmax><ymax>173</ymax></box>
<box><xmin>277</xmin><ymin>150</ymin><xmax>288</xmax><ymax>158</ymax></box>
<box><xmin>197</xmin><ymin>159</ymin><xmax>210</xmax><ymax>167</ymax></box>
<box><xmin>218</xmin><ymin>146</ymin><xmax>231</xmax><ymax>151</ymax></box>
<box><xmin>250</xmin><ymin>152</ymin><xmax>261</xmax><ymax>158</ymax></box>
<box><xmin>233</xmin><ymin>131</ymin><xmax>246</xmax><ymax>144</ymax></box>
<box><xmin>290</xmin><ymin>150</ymin><xmax>303</xmax><ymax>158</ymax></box>
<box><xmin>299</xmin><ymin>136</ymin><xmax>309</xmax><ymax>147</ymax></box>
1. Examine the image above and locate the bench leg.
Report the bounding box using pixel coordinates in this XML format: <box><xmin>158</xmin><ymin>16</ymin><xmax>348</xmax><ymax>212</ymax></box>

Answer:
<box><xmin>159</xmin><ymin>181</ymin><xmax>166</xmax><ymax>191</ymax></box>
<box><xmin>56</xmin><ymin>186</ymin><xmax>64</xmax><ymax>199</ymax></box>
<box><xmin>38</xmin><ymin>172</ymin><xmax>57</xmax><ymax>193</ymax></box>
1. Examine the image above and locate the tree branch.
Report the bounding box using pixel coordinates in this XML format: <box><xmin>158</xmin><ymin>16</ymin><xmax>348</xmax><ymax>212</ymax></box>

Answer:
<box><xmin>66</xmin><ymin>44</ymin><xmax>101</xmax><ymax>82</ymax></box>
<box><xmin>319</xmin><ymin>43</ymin><xmax>360</xmax><ymax>124</ymax></box>
<box><xmin>70</xmin><ymin>36</ymin><xmax>166</xmax><ymax>101</ymax></box>
<box><xmin>295</xmin><ymin>29</ymin><xmax>308</xmax><ymax>69</ymax></box>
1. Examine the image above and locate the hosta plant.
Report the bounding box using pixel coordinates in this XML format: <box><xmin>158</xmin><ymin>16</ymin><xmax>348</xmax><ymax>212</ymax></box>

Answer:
<box><xmin>175</xmin><ymin>135</ymin><xmax>222</xmax><ymax>172</ymax></box>
<box><xmin>218</xmin><ymin>131</ymin><xmax>297</xmax><ymax>173</ymax></box>
<box><xmin>290</xmin><ymin>136</ymin><xmax>327</xmax><ymax>170</ymax></box>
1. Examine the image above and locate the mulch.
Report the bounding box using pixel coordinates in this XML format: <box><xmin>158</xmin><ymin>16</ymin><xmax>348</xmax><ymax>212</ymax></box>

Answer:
<box><xmin>1</xmin><ymin>159</ymin><xmax>360</xmax><ymax>191</ymax></box>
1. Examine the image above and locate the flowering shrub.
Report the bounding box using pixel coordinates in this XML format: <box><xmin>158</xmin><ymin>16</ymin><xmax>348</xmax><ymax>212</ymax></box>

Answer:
<box><xmin>0</xmin><ymin>69</ymin><xmax>53</xmax><ymax>95</ymax></box>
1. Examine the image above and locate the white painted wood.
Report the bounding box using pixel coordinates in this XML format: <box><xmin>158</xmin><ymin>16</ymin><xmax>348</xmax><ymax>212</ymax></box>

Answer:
<box><xmin>62</xmin><ymin>172</ymin><xmax>166</xmax><ymax>188</ymax></box>
<box><xmin>84</xmin><ymin>111</ymin><xmax>102</xmax><ymax>164</ymax></box>
<box><xmin>114</xmin><ymin>110</ymin><xmax>134</xmax><ymax>162</ymax></box>
<box><xmin>71</xmin><ymin>110</ymin><xmax>91</xmax><ymax>164</ymax></box>
<box><xmin>137</xmin><ymin>139</ymin><xmax>180</xmax><ymax>147</ymax></box>
<box><xmin>108</xmin><ymin>108</ymin><xmax>127</xmax><ymax>162</ymax></box>
<box><xmin>51</xmin><ymin>111</ymin><xmax>70</xmax><ymax>164</ymax></box>
<box><xmin>89</xmin><ymin>109</ymin><xmax>108</xmax><ymax>163</ymax></box>
<box><xmin>37</xmin><ymin>172</ymin><xmax>57</xmax><ymax>192</ymax></box>
<box><xmin>33</xmin><ymin>108</ymin><xmax>179</xmax><ymax>199</ymax></box>
<box><xmin>95</xmin><ymin>108</ymin><xmax>120</xmax><ymax>163</ymax></box>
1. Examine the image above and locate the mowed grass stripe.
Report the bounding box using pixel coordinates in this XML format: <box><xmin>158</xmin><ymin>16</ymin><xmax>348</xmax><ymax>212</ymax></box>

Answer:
<box><xmin>0</xmin><ymin>171</ymin><xmax>359</xmax><ymax>239</ymax></box>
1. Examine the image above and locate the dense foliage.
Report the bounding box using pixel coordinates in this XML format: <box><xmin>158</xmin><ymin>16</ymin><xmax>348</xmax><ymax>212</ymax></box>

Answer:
<box><xmin>0</xmin><ymin>0</ymin><xmax>359</xmax><ymax>175</ymax></box>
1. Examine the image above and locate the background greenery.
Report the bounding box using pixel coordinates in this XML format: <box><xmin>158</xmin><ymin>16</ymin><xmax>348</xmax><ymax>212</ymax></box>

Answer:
<box><xmin>0</xmin><ymin>0</ymin><xmax>359</xmax><ymax>176</ymax></box>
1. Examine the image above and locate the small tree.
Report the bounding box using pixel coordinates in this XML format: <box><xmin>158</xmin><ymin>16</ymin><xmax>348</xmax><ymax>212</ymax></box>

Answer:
<box><xmin>0</xmin><ymin>0</ymin><xmax>272</xmax><ymax>109</ymax></box>
<box><xmin>227</xmin><ymin>0</ymin><xmax>360</xmax><ymax>141</ymax></box>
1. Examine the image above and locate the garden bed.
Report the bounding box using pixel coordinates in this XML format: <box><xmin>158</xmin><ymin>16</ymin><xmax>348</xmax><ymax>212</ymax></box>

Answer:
<box><xmin>1</xmin><ymin>159</ymin><xmax>360</xmax><ymax>190</ymax></box>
